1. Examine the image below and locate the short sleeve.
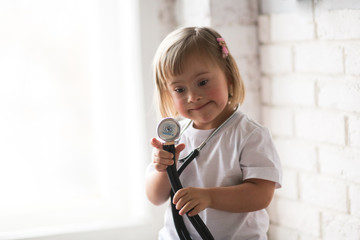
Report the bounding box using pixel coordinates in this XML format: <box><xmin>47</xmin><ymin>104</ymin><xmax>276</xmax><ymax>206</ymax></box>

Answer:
<box><xmin>239</xmin><ymin>127</ymin><xmax>282</xmax><ymax>188</ymax></box>
<box><xmin>146</xmin><ymin>162</ymin><xmax>156</xmax><ymax>176</ymax></box>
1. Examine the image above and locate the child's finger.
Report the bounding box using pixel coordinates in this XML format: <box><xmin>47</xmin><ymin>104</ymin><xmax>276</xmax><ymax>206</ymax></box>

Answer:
<box><xmin>179</xmin><ymin>201</ymin><xmax>198</xmax><ymax>216</ymax></box>
<box><xmin>173</xmin><ymin>188</ymin><xmax>188</xmax><ymax>204</ymax></box>
<box><xmin>153</xmin><ymin>146</ymin><xmax>173</xmax><ymax>159</ymax></box>
<box><xmin>187</xmin><ymin>205</ymin><xmax>202</xmax><ymax>217</ymax></box>
<box><xmin>150</xmin><ymin>138</ymin><xmax>163</xmax><ymax>149</ymax></box>
<box><xmin>153</xmin><ymin>155</ymin><xmax>174</xmax><ymax>166</ymax></box>
<box><xmin>175</xmin><ymin>143</ymin><xmax>186</xmax><ymax>154</ymax></box>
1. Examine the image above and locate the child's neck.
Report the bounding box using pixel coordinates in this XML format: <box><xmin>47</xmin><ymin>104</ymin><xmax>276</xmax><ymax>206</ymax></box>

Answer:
<box><xmin>192</xmin><ymin>105</ymin><xmax>237</xmax><ymax>130</ymax></box>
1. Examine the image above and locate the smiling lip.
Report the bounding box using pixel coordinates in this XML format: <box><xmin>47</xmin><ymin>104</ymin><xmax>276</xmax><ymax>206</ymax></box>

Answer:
<box><xmin>191</xmin><ymin>102</ymin><xmax>210</xmax><ymax>111</ymax></box>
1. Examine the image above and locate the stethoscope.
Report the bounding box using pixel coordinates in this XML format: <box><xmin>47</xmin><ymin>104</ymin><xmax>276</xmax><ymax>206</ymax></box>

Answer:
<box><xmin>156</xmin><ymin>107</ymin><xmax>237</xmax><ymax>240</ymax></box>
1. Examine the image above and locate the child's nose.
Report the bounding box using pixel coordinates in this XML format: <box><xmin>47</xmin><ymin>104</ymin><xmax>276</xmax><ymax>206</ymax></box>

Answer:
<box><xmin>187</xmin><ymin>89</ymin><xmax>202</xmax><ymax>103</ymax></box>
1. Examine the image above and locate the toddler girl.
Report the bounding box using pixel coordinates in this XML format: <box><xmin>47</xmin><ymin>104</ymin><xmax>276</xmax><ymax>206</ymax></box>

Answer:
<box><xmin>146</xmin><ymin>26</ymin><xmax>282</xmax><ymax>240</ymax></box>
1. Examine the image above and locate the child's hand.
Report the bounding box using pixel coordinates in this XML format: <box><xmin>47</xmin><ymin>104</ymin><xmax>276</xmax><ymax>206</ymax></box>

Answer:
<box><xmin>150</xmin><ymin>138</ymin><xmax>185</xmax><ymax>172</ymax></box>
<box><xmin>173</xmin><ymin>187</ymin><xmax>211</xmax><ymax>216</ymax></box>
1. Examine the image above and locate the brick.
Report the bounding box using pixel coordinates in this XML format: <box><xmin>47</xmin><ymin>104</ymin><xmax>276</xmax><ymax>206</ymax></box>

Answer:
<box><xmin>178</xmin><ymin>0</ymin><xmax>210</xmax><ymax>26</ymax></box>
<box><xmin>236</xmin><ymin>56</ymin><xmax>260</xmax><ymax>91</ymax></box>
<box><xmin>258</xmin><ymin>15</ymin><xmax>270</xmax><ymax>44</ymax></box>
<box><xmin>210</xmin><ymin>0</ymin><xmax>258</xmax><ymax>26</ymax></box>
<box><xmin>273</xmin><ymin>139</ymin><xmax>317</xmax><ymax>172</ymax></box>
<box><xmin>157</xmin><ymin>0</ymin><xmax>178</xmax><ymax>34</ymax></box>
<box><xmin>299</xmin><ymin>235</ymin><xmax>322</xmax><ymax>240</ymax></box>
<box><xmin>315</xmin><ymin>0</ymin><xmax>360</xmax><ymax>10</ymax></box>
<box><xmin>317</xmin><ymin>9</ymin><xmax>360</xmax><ymax>40</ymax></box>
<box><xmin>261</xmin><ymin>77</ymin><xmax>271</xmax><ymax>104</ymax></box>
<box><xmin>260</xmin><ymin>45</ymin><xmax>292</xmax><ymax>74</ymax></box>
<box><xmin>267</xmin><ymin>75</ymin><xmax>315</xmax><ymax>106</ymax></box>
<box><xmin>260</xmin><ymin>0</ymin><xmax>313</xmax><ymax>14</ymax></box>
<box><xmin>348</xmin><ymin>115</ymin><xmax>360</xmax><ymax>148</ymax></box>
<box><xmin>345</xmin><ymin>44</ymin><xmax>360</xmax><ymax>76</ymax></box>
<box><xmin>319</xmin><ymin>146</ymin><xmax>360</xmax><ymax>184</ymax></box>
<box><xmin>262</xmin><ymin>107</ymin><xmax>293</xmax><ymax>136</ymax></box>
<box><xmin>271</xmin><ymin>13</ymin><xmax>315</xmax><ymax>42</ymax></box>
<box><xmin>318</xmin><ymin>77</ymin><xmax>360</xmax><ymax>112</ymax></box>
<box><xmin>294</xmin><ymin>43</ymin><xmax>343</xmax><ymax>74</ymax></box>
<box><xmin>241</xmin><ymin>90</ymin><xmax>261</xmax><ymax>121</ymax></box>
<box><xmin>294</xmin><ymin>110</ymin><xmax>345</xmax><ymax>145</ymax></box>
<box><xmin>322</xmin><ymin>212</ymin><xmax>360</xmax><ymax>240</ymax></box>
<box><xmin>349</xmin><ymin>184</ymin><xmax>360</xmax><ymax>218</ymax></box>
<box><xmin>268</xmin><ymin>225</ymin><xmax>298</xmax><ymax>240</ymax></box>
<box><xmin>217</xmin><ymin>25</ymin><xmax>258</xmax><ymax>57</ymax></box>
<box><xmin>299</xmin><ymin>173</ymin><xmax>347</xmax><ymax>212</ymax></box>
<box><xmin>275</xmin><ymin>169</ymin><xmax>298</xmax><ymax>200</ymax></box>
<box><xmin>268</xmin><ymin>198</ymin><xmax>320</xmax><ymax>236</ymax></box>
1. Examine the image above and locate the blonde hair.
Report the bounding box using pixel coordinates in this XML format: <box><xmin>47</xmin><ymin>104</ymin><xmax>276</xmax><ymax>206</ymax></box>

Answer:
<box><xmin>153</xmin><ymin>26</ymin><xmax>245</xmax><ymax>118</ymax></box>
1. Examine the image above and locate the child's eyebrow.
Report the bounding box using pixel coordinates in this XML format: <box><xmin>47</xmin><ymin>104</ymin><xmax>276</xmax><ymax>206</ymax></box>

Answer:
<box><xmin>168</xmin><ymin>80</ymin><xmax>181</xmax><ymax>86</ymax></box>
<box><xmin>193</xmin><ymin>71</ymin><xmax>210</xmax><ymax>78</ymax></box>
<box><xmin>168</xmin><ymin>71</ymin><xmax>210</xmax><ymax>86</ymax></box>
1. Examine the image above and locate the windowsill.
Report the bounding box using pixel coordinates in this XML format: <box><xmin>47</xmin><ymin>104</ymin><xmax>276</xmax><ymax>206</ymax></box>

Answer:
<box><xmin>0</xmin><ymin>197</ymin><xmax>152</xmax><ymax>240</ymax></box>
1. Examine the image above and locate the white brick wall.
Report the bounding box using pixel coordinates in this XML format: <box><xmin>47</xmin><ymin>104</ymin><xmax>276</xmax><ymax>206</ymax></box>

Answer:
<box><xmin>318</xmin><ymin>146</ymin><xmax>360</xmax><ymax>183</ymax></box>
<box><xmin>294</xmin><ymin>110</ymin><xmax>345</xmax><ymax>145</ymax></box>
<box><xmin>271</xmin><ymin>13</ymin><xmax>315</xmax><ymax>42</ymax></box>
<box><xmin>259</xmin><ymin>1</ymin><xmax>360</xmax><ymax>239</ymax></box>
<box><xmin>274</xmin><ymin>138</ymin><xmax>317</xmax><ymax>172</ymax></box>
<box><xmin>268</xmin><ymin>198</ymin><xmax>321</xmax><ymax>236</ymax></box>
<box><xmin>348</xmin><ymin>115</ymin><xmax>360</xmax><ymax>147</ymax></box>
<box><xmin>268</xmin><ymin>225</ymin><xmax>298</xmax><ymax>240</ymax></box>
<box><xmin>322</xmin><ymin>212</ymin><xmax>360</xmax><ymax>240</ymax></box>
<box><xmin>294</xmin><ymin>43</ymin><xmax>343</xmax><ymax>74</ymax></box>
<box><xmin>349</xmin><ymin>184</ymin><xmax>360</xmax><ymax>217</ymax></box>
<box><xmin>318</xmin><ymin>77</ymin><xmax>360</xmax><ymax>112</ymax></box>
<box><xmin>316</xmin><ymin>9</ymin><xmax>360</xmax><ymax>40</ymax></box>
<box><xmin>263</xmin><ymin>75</ymin><xmax>316</xmax><ymax>106</ymax></box>
<box><xmin>299</xmin><ymin>173</ymin><xmax>348</xmax><ymax>212</ymax></box>
<box><xmin>210</xmin><ymin>0</ymin><xmax>258</xmax><ymax>26</ymax></box>
<box><xmin>260</xmin><ymin>45</ymin><xmax>293</xmax><ymax>74</ymax></box>
<box><xmin>345</xmin><ymin>44</ymin><xmax>360</xmax><ymax>75</ymax></box>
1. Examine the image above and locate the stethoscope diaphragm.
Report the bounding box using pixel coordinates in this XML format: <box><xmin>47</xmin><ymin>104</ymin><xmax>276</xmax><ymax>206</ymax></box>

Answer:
<box><xmin>157</xmin><ymin>118</ymin><xmax>180</xmax><ymax>142</ymax></box>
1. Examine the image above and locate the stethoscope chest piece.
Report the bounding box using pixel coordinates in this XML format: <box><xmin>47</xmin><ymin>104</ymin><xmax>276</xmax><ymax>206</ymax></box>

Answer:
<box><xmin>157</xmin><ymin>118</ymin><xmax>180</xmax><ymax>142</ymax></box>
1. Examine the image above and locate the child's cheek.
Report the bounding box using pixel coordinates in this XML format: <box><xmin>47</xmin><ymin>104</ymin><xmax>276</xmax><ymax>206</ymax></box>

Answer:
<box><xmin>206</xmin><ymin>88</ymin><xmax>227</xmax><ymax>101</ymax></box>
<box><xmin>173</xmin><ymin>97</ymin><xmax>186</xmax><ymax>113</ymax></box>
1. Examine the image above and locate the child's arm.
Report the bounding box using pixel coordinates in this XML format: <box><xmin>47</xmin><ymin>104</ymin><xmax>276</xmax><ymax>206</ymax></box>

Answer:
<box><xmin>145</xmin><ymin>138</ymin><xmax>186</xmax><ymax>205</ymax></box>
<box><xmin>172</xmin><ymin>179</ymin><xmax>275</xmax><ymax>216</ymax></box>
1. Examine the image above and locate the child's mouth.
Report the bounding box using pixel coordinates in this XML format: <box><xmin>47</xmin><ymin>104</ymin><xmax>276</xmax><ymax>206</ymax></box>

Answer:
<box><xmin>191</xmin><ymin>102</ymin><xmax>210</xmax><ymax>111</ymax></box>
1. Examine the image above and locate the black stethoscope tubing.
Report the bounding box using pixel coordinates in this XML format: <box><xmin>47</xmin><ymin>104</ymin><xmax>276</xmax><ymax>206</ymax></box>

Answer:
<box><xmin>160</xmin><ymin>107</ymin><xmax>238</xmax><ymax>240</ymax></box>
<box><xmin>164</xmin><ymin>144</ymin><xmax>214</xmax><ymax>240</ymax></box>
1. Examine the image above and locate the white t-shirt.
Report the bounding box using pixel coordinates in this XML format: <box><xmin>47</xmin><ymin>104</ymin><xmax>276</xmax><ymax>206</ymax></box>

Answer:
<box><xmin>150</xmin><ymin>108</ymin><xmax>282</xmax><ymax>240</ymax></box>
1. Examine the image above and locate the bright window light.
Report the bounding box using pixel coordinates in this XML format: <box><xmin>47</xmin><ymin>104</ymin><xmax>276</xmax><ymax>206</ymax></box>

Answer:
<box><xmin>0</xmin><ymin>0</ymin><xmax>147</xmax><ymax>238</ymax></box>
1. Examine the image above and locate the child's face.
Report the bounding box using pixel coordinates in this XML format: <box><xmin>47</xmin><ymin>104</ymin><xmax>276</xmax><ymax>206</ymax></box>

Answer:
<box><xmin>167</xmin><ymin>54</ymin><xmax>233</xmax><ymax>129</ymax></box>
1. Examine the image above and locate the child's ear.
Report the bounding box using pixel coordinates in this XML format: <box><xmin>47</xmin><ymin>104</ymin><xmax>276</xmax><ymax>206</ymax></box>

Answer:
<box><xmin>227</xmin><ymin>77</ymin><xmax>234</xmax><ymax>91</ymax></box>
<box><xmin>226</xmin><ymin>74</ymin><xmax>233</xmax><ymax>85</ymax></box>
<box><xmin>228</xmin><ymin>84</ymin><xmax>234</xmax><ymax>98</ymax></box>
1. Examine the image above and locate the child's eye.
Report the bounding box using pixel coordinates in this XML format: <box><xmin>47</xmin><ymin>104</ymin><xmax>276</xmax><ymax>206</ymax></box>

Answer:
<box><xmin>175</xmin><ymin>87</ymin><xmax>185</xmax><ymax>93</ymax></box>
<box><xmin>199</xmin><ymin>80</ymin><xmax>208</xmax><ymax>86</ymax></box>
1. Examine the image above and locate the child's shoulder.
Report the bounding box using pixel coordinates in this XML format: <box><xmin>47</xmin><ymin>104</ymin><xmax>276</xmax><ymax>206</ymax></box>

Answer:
<box><xmin>230</xmin><ymin>110</ymin><xmax>269</xmax><ymax>136</ymax></box>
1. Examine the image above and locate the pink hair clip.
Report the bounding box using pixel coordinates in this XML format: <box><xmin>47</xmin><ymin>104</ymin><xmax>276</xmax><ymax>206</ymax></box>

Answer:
<box><xmin>216</xmin><ymin>38</ymin><xmax>229</xmax><ymax>58</ymax></box>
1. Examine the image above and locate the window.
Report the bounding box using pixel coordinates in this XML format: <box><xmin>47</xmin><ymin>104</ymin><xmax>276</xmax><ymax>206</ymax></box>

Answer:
<box><xmin>0</xmin><ymin>0</ymin><xmax>149</xmax><ymax>238</ymax></box>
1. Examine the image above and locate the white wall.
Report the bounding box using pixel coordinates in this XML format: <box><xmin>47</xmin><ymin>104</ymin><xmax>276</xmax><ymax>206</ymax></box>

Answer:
<box><xmin>259</xmin><ymin>1</ymin><xmax>360</xmax><ymax>239</ymax></box>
